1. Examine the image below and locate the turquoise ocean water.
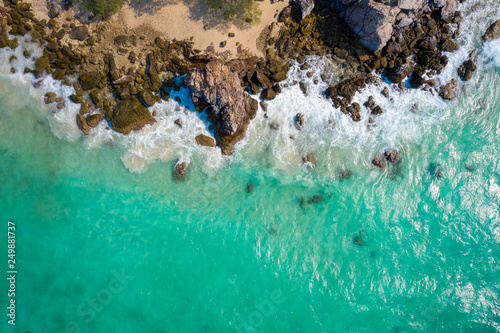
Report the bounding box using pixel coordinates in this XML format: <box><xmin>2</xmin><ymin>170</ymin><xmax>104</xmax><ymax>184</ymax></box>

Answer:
<box><xmin>1</xmin><ymin>1</ymin><xmax>500</xmax><ymax>332</ymax></box>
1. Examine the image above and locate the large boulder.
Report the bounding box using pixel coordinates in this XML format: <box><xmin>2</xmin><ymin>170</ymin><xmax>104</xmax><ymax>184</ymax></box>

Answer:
<box><xmin>184</xmin><ymin>60</ymin><xmax>258</xmax><ymax>155</ymax></box>
<box><xmin>111</xmin><ymin>98</ymin><xmax>156</xmax><ymax>135</ymax></box>
<box><xmin>345</xmin><ymin>0</ymin><xmax>400</xmax><ymax>52</ymax></box>
<box><xmin>482</xmin><ymin>20</ymin><xmax>500</xmax><ymax>41</ymax></box>
<box><xmin>293</xmin><ymin>0</ymin><xmax>315</xmax><ymax>19</ymax></box>
<box><xmin>434</xmin><ymin>0</ymin><xmax>457</xmax><ymax>20</ymax></box>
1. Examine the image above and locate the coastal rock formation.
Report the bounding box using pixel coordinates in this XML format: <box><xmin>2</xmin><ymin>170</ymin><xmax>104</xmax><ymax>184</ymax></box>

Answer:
<box><xmin>293</xmin><ymin>0</ymin><xmax>316</xmax><ymax>19</ymax></box>
<box><xmin>482</xmin><ymin>20</ymin><xmax>500</xmax><ymax>41</ymax></box>
<box><xmin>345</xmin><ymin>0</ymin><xmax>401</xmax><ymax>52</ymax></box>
<box><xmin>184</xmin><ymin>60</ymin><xmax>258</xmax><ymax>155</ymax></box>
<box><xmin>110</xmin><ymin>98</ymin><xmax>156</xmax><ymax>135</ymax></box>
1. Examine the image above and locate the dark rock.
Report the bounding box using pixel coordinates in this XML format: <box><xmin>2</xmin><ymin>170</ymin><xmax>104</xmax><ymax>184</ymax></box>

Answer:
<box><xmin>429</xmin><ymin>163</ymin><xmax>443</xmax><ymax>178</ymax></box>
<box><xmin>174</xmin><ymin>119</ymin><xmax>182</xmax><ymax>128</ymax></box>
<box><xmin>353</xmin><ymin>236</ymin><xmax>363</xmax><ymax>246</ymax></box>
<box><xmin>111</xmin><ymin>98</ymin><xmax>156</xmax><ymax>135</ymax></box>
<box><xmin>245</xmin><ymin>182</ymin><xmax>254</xmax><ymax>193</ymax></box>
<box><xmin>69</xmin><ymin>26</ymin><xmax>89</xmax><ymax>41</ymax></box>
<box><xmin>482</xmin><ymin>20</ymin><xmax>500</xmax><ymax>41</ymax></box>
<box><xmin>457</xmin><ymin>60</ymin><xmax>477</xmax><ymax>81</ymax></box>
<box><xmin>371</xmin><ymin>105</ymin><xmax>383</xmax><ymax>115</ymax></box>
<box><xmin>139</xmin><ymin>89</ymin><xmax>155</xmax><ymax>107</ymax></box>
<box><xmin>86</xmin><ymin>113</ymin><xmax>103</xmax><ymax>128</ymax></box>
<box><xmin>79</xmin><ymin>72</ymin><xmax>100</xmax><ymax>91</ymax></box>
<box><xmin>76</xmin><ymin>114</ymin><xmax>90</xmax><ymax>135</ymax></box>
<box><xmin>440</xmin><ymin>39</ymin><xmax>459</xmax><ymax>52</ymax></box>
<box><xmin>439</xmin><ymin>79</ymin><xmax>457</xmax><ymax>100</ymax></box>
<box><xmin>381</xmin><ymin>86</ymin><xmax>390</xmax><ymax>97</ymax></box>
<box><xmin>325</xmin><ymin>75</ymin><xmax>377</xmax><ymax>104</ymax></box>
<box><xmin>293</xmin><ymin>0</ymin><xmax>315</xmax><ymax>19</ymax></box>
<box><xmin>270</xmin><ymin>122</ymin><xmax>279</xmax><ymax>130</ymax></box>
<box><xmin>44</xmin><ymin>92</ymin><xmax>56</xmax><ymax>104</ymax></box>
<box><xmin>260</xmin><ymin>87</ymin><xmax>277</xmax><ymax>100</ymax></box>
<box><xmin>69</xmin><ymin>94</ymin><xmax>82</xmax><ymax>103</ymax></box>
<box><xmin>387</xmin><ymin>63</ymin><xmax>414</xmax><ymax>83</ymax></box>
<box><xmin>57</xmin><ymin>102</ymin><xmax>65</xmax><ymax>109</ymax></box>
<box><xmin>308</xmin><ymin>195</ymin><xmax>323</xmax><ymax>204</ymax></box>
<box><xmin>372</xmin><ymin>155</ymin><xmax>386</xmax><ymax>168</ymax></box>
<box><xmin>195</xmin><ymin>134</ymin><xmax>216</xmax><ymax>147</ymax></box>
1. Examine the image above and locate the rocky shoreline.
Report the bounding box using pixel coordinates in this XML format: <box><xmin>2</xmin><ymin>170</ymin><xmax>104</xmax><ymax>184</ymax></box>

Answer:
<box><xmin>1</xmin><ymin>0</ymin><xmax>499</xmax><ymax>174</ymax></box>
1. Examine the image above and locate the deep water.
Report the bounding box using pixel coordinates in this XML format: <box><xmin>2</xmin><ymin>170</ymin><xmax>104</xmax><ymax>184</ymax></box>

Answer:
<box><xmin>1</xmin><ymin>0</ymin><xmax>500</xmax><ymax>332</ymax></box>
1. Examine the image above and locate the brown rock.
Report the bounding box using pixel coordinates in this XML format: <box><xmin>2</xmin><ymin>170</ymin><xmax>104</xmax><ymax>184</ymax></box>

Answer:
<box><xmin>44</xmin><ymin>92</ymin><xmax>56</xmax><ymax>104</ymax></box>
<box><xmin>184</xmin><ymin>60</ymin><xmax>258</xmax><ymax>155</ymax></box>
<box><xmin>86</xmin><ymin>113</ymin><xmax>104</xmax><ymax>128</ymax></box>
<box><xmin>111</xmin><ymin>98</ymin><xmax>156</xmax><ymax>135</ymax></box>
<box><xmin>195</xmin><ymin>134</ymin><xmax>216</xmax><ymax>147</ymax></box>
<box><xmin>76</xmin><ymin>114</ymin><xmax>90</xmax><ymax>135</ymax></box>
<box><xmin>384</xmin><ymin>150</ymin><xmax>400</xmax><ymax>163</ymax></box>
<box><xmin>482</xmin><ymin>20</ymin><xmax>500</xmax><ymax>41</ymax></box>
<box><xmin>173</xmin><ymin>161</ymin><xmax>189</xmax><ymax>180</ymax></box>
<box><xmin>69</xmin><ymin>26</ymin><xmax>89</xmax><ymax>41</ymax></box>
<box><xmin>372</xmin><ymin>155</ymin><xmax>386</xmax><ymax>168</ymax></box>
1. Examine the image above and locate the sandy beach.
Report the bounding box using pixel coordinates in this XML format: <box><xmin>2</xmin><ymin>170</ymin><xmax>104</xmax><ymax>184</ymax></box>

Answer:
<box><xmin>24</xmin><ymin>0</ymin><xmax>288</xmax><ymax>58</ymax></box>
<box><xmin>118</xmin><ymin>0</ymin><xmax>288</xmax><ymax>57</ymax></box>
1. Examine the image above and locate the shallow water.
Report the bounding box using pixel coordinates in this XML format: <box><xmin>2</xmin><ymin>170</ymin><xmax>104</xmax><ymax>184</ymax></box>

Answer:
<box><xmin>1</xmin><ymin>0</ymin><xmax>500</xmax><ymax>332</ymax></box>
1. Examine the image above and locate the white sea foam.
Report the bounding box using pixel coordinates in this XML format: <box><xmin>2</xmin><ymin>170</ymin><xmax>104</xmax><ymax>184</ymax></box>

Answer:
<box><xmin>1</xmin><ymin>0</ymin><xmax>498</xmax><ymax>175</ymax></box>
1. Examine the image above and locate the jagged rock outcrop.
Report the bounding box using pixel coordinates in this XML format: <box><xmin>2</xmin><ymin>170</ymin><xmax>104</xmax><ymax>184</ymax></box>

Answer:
<box><xmin>184</xmin><ymin>60</ymin><xmax>258</xmax><ymax>155</ymax></box>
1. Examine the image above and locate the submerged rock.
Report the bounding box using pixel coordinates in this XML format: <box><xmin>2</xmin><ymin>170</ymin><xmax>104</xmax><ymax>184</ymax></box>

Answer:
<box><xmin>184</xmin><ymin>60</ymin><xmax>258</xmax><ymax>155</ymax></box>
<box><xmin>174</xmin><ymin>161</ymin><xmax>189</xmax><ymax>180</ymax></box>
<box><xmin>308</xmin><ymin>194</ymin><xmax>324</xmax><ymax>204</ymax></box>
<box><xmin>338</xmin><ymin>169</ymin><xmax>353</xmax><ymax>180</ymax></box>
<box><xmin>302</xmin><ymin>153</ymin><xmax>317</xmax><ymax>166</ymax></box>
<box><xmin>110</xmin><ymin>98</ymin><xmax>156</xmax><ymax>135</ymax></box>
<box><xmin>245</xmin><ymin>182</ymin><xmax>254</xmax><ymax>194</ymax></box>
